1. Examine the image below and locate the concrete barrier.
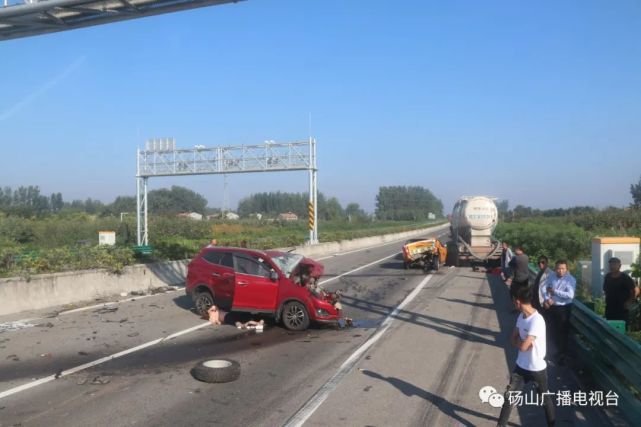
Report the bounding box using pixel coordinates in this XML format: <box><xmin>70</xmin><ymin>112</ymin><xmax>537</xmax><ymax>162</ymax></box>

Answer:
<box><xmin>0</xmin><ymin>223</ymin><xmax>449</xmax><ymax>316</ymax></box>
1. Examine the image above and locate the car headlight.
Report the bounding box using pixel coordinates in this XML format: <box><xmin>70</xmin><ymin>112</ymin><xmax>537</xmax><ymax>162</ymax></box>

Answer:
<box><xmin>316</xmin><ymin>309</ymin><xmax>330</xmax><ymax>317</ymax></box>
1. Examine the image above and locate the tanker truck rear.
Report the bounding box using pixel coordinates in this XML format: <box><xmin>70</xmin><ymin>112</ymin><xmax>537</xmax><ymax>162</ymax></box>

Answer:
<box><xmin>448</xmin><ymin>196</ymin><xmax>501</xmax><ymax>267</ymax></box>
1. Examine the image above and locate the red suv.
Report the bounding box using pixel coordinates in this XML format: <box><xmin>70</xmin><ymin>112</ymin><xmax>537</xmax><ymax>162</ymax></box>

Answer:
<box><xmin>185</xmin><ymin>246</ymin><xmax>341</xmax><ymax>330</ymax></box>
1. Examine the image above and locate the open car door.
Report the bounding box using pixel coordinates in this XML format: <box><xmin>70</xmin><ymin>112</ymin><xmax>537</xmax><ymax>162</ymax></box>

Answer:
<box><xmin>231</xmin><ymin>253</ymin><xmax>279</xmax><ymax>312</ymax></box>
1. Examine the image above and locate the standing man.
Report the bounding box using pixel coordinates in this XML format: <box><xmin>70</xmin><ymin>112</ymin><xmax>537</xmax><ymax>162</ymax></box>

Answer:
<box><xmin>497</xmin><ymin>286</ymin><xmax>555</xmax><ymax>427</ymax></box>
<box><xmin>603</xmin><ymin>257</ymin><xmax>636</xmax><ymax>328</ymax></box>
<box><xmin>509</xmin><ymin>246</ymin><xmax>530</xmax><ymax>301</ymax></box>
<box><xmin>501</xmin><ymin>241</ymin><xmax>514</xmax><ymax>283</ymax></box>
<box><xmin>543</xmin><ymin>260</ymin><xmax>576</xmax><ymax>365</ymax></box>
<box><xmin>532</xmin><ymin>256</ymin><xmax>553</xmax><ymax>311</ymax></box>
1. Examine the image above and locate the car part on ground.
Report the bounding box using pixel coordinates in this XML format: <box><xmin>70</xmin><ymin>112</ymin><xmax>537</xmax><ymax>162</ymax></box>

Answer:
<box><xmin>191</xmin><ymin>359</ymin><xmax>241</xmax><ymax>383</ymax></box>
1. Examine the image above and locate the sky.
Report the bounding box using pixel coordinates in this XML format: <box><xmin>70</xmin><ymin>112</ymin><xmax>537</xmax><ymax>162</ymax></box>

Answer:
<box><xmin>1</xmin><ymin>0</ymin><xmax>640</xmax><ymax>214</ymax></box>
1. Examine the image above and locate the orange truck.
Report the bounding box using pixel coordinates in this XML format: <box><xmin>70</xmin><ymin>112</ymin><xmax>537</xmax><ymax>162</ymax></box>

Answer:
<box><xmin>402</xmin><ymin>238</ymin><xmax>447</xmax><ymax>272</ymax></box>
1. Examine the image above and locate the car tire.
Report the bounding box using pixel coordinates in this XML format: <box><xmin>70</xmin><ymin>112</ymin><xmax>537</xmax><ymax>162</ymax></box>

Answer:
<box><xmin>191</xmin><ymin>359</ymin><xmax>240</xmax><ymax>383</ymax></box>
<box><xmin>432</xmin><ymin>257</ymin><xmax>440</xmax><ymax>271</ymax></box>
<box><xmin>194</xmin><ymin>290</ymin><xmax>214</xmax><ymax>318</ymax></box>
<box><xmin>282</xmin><ymin>301</ymin><xmax>310</xmax><ymax>331</ymax></box>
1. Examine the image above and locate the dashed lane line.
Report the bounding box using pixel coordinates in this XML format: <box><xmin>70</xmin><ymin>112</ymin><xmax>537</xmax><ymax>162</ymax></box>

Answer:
<box><xmin>0</xmin><ymin>251</ymin><xmax>404</xmax><ymax>401</ymax></box>
<box><xmin>283</xmin><ymin>273</ymin><xmax>434</xmax><ymax>427</ymax></box>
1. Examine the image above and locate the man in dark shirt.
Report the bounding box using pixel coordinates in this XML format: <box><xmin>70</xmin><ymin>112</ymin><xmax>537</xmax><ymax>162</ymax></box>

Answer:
<box><xmin>603</xmin><ymin>257</ymin><xmax>636</xmax><ymax>326</ymax></box>
<box><xmin>509</xmin><ymin>246</ymin><xmax>530</xmax><ymax>301</ymax></box>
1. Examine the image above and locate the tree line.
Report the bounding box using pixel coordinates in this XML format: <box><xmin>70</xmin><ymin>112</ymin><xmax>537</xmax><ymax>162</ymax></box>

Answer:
<box><xmin>1</xmin><ymin>184</ymin><xmax>444</xmax><ymax>222</ymax></box>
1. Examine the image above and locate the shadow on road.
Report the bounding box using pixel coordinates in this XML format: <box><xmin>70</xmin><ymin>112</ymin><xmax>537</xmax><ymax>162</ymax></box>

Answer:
<box><xmin>361</xmin><ymin>369</ymin><xmax>497</xmax><ymax>427</ymax></box>
<box><xmin>341</xmin><ymin>295</ymin><xmax>502</xmax><ymax>348</ymax></box>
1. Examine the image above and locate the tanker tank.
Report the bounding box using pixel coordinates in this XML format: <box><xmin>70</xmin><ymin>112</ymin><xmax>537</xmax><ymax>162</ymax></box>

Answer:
<box><xmin>449</xmin><ymin>196</ymin><xmax>501</xmax><ymax>266</ymax></box>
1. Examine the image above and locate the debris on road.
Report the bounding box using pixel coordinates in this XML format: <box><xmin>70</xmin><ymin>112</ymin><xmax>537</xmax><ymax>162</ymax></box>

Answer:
<box><xmin>191</xmin><ymin>359</ymin><xmax>240</xmax><ymax>383</ymax></box>
<box><xmin>235</xmin><ymin>319</ymin><xmax>265</xmax><ymax>332</ymax></box>
<box><xmin>93</xmin><ymin>306</ymin><xmax>118</xmax><ymax>315</ymax></box>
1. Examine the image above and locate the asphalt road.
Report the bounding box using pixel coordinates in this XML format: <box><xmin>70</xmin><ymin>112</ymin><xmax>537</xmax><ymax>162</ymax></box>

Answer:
<box><xmin>0</xmin><ymin>234</ymin><xmax>622</xmax><ymax>427</ymax></box>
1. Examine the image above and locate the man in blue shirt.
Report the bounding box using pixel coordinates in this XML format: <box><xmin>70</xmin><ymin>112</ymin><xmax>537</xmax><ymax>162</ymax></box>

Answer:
<box><xmin>542</xmin><ymin>259</ymin><xmax>576</xmax><ymax>365</ymax></box>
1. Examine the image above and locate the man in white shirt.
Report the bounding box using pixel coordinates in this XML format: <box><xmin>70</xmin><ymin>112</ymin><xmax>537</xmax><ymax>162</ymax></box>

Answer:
<box><xmin>497</xmin><ymin>286</ymin><xmax>555</xmax><ymax>426</ymax></box>
<box><xmin>542</xmin><ymin>259</ymin><xmax>576</xmax><ymax>365</ymax></box>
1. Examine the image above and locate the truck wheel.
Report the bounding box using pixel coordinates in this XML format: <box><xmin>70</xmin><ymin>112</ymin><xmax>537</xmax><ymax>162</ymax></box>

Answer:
<box><xmin>282</xmin><ymin>301</ymin><xmax>310</xmax><ymax>331</ymax></box>
<box><xmin>194</xmin><ymin>290</ymin><xmax>214</xmax><ymax>318</ymax></box>
<box><xmin>191</xmin><ymin>359</ymin><xmax>240</xmax><ymax>383</ymax></box>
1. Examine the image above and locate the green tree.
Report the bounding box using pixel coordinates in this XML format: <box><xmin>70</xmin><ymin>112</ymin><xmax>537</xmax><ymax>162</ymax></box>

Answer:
<box><xmin>631</xmin><ymin>176</ymin><xmax>641</xmax><ymax>209</ymax></box>
<box><xmin>375</xmin><ymin>186</ymin><xmax>443</xmax><ymax>220</ymax></box>
<box><xmin>149</xmin><ymin>186</ymin><xmax>207</xmax><ymax>214</ymax></box>
<box><xmin>345</xmin><ymin>203</ymin><xmax>368</xmax><ymax>222</ymax></box>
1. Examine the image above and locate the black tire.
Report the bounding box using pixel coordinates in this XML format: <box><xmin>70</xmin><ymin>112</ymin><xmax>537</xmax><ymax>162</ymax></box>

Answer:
<box><xmin>432</xmin><ymin>256</ymin><xmax>440</xmax><ymax>271</ymax></box>
<box><xmin>282</xmin><ymin>301</ymin><xmax>310</xmax><ymax>331</ymax></box>
<box><xmin>191</xmin><ymin>359</ymin><xmax>240</xmax><ymax>383</ymax></box>
<box><xmin>194</xmin><ymin>290</ymin><xmax>214</xmax><ymax>318</ymax></box>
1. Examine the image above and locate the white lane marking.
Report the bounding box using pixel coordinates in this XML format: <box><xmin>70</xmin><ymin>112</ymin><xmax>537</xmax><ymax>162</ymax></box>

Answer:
<box><xmin>0</xmin><ymin>319</ymin><xmax>37</xmax><ymax>333</ymax></box>
<box><xmin>2</xmin><ymin>288</ymin><xmax>182</xmax><ymax>330</ymax></box>
<box><xmin>0</xmin><ymin>322</ymin><xmax>210</xmax><ymax>400</ymax></box>
<box><xmin>0</xmin><ymin>252</ymin><xmax>405</xmax><ymax>400</ymax></box>
<box><xmin>318</xmin><ymin>252</ymin><xmax>399</xmax><ymax>286</ymax></box>
<box><xmin>57</xmin><ymin>288</ymin><xmax>181</xmax><ymax>316</ymax></box>
<box><xmin>283</xmin><ymin>273</ymin><xmax>434</xmax><ymax>427</ymax></box>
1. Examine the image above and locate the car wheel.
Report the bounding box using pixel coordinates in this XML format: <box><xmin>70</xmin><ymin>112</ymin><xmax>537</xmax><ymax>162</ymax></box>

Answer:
<box><xmin>433</xmin><ymin>256</ymin><xmax>440</xmax><ymax>271</ymax></box>
<box><xmin>194</xmin><ymin>290</ymin><xmax>214</xmax><ymax>318</ymax></box>
<box><xmin>282</xmin><ymin>301</ymin><xmax>310</xmax><ymax>331</ymax></box>
<box><xmin>191</xmin><ymin>359</ymin><xmax>240</xmax><ymax>383</ymax></box>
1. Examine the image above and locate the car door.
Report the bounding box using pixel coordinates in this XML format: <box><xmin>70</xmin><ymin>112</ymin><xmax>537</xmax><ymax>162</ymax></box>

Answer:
<box><xmin>201</xmin><ymin>250</ymin><xmax>236</xmax><ymax>308</ymax></box>
<box><xmin>231</xmin><ymin>253</ymin><xmax>279</xmax><ymax>312</ymax></box>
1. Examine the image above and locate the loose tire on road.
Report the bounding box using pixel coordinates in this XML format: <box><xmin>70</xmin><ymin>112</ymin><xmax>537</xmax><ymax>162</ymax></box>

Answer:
<box><xmin>191</xmin><ymin>359</ymin><xmax>240</xmax><ymax>383</ymax></box>
<box><xmin>282</xmin><ymin>301</ymin><xmax>310</xmax><ymax>331</ymax></box>
<box><xmin>194</xmin><ymin>290</ymin><xmax>214</xmax><ymax>318</ymax></box>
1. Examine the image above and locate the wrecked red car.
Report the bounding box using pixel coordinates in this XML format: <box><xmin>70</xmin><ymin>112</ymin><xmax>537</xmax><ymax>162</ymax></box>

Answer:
<box><xmin>185</xmin><ymin>246</ymin><xmax>341</xmax><ymax>331</ymax></box>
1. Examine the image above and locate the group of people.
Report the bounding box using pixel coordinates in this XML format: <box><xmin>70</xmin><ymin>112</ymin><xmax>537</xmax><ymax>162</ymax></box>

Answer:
<box><xmin>496</xmin><ymin>242</ymin><xmax>639</xmax><ymax>426</ymax></box>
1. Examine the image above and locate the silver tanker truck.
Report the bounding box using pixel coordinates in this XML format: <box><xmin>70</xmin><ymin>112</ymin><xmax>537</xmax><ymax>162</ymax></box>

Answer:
<box><xmin>448</xmin><ymin>195</ymin><xmax>502</xmax><ymax>268</ymax></box>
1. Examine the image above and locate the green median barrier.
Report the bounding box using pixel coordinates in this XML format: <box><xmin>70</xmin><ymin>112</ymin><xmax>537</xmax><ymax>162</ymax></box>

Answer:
<box><xmin>133</xmin><ymin>245</ymin><xmax>153</xmax><ymax>256</ymax></box>
<box><xmin>607</xmin><ymin>320</ymin><xmax>626</xmax><ymax>334</ymax></box>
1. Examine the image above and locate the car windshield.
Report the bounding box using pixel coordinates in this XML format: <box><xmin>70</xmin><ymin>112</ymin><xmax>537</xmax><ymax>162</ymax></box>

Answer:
<box><xmin>270</xmin><ymin>253</ymin><xmax>304</xmax><ymax>276</ymax></box>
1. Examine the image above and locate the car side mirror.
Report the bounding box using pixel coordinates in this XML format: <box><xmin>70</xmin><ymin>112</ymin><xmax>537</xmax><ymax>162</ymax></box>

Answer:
<box><xmin>270</xmin><ymin>270</ymin><xmax>279</xmax><ymax>282</ymax></box>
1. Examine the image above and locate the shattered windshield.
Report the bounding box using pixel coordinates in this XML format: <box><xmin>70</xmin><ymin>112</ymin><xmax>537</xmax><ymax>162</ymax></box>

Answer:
<box><xmin>270</xmin><ymin>253</ymin><xmax>304</xmax><ymax>276</ymax></box>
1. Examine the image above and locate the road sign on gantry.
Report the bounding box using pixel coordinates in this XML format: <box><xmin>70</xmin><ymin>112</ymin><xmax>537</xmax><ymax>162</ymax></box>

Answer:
<box><xmin>136</xmin><ymin>138</ymin><xmax>319</xmax><ymax>247</ymax></box>
<box><xmin>0</xmin><ymin>0</ymin><xmax>243</xmax><ymax>41</ymax></box>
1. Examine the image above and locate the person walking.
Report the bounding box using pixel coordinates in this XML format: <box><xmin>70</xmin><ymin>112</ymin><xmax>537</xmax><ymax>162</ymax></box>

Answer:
<box><xmin>497</xmin><ymin>286</ymin><xmax>555</xmax><ymax>427</ymax></box>
<box><xmin>603</xmin><ymin>257</ymin><xmax>636</xmax><ymax>328</ymax></box>
<box><xmin>509</xmin><ymin>246</ymin><xmax>530</xmax><ymax>301</ymax></box>
<box><xmin>542</xmin><ymin>260</ymin><xmax>576</xmax><ymax>365</ymax></box>
<box><xmin>500</xmin><ymin>241</ymin><xmax>514</xmax><ymax>283</ymax></box>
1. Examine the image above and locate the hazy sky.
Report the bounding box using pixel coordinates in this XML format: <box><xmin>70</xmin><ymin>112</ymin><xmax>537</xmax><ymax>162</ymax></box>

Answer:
<box><xmin>1</xmin><ymin>0</ymin><xmax>640</xmax><ymax>213</ymax></box>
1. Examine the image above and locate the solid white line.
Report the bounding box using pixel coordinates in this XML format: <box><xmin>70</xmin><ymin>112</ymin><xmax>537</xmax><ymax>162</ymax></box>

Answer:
<box><xmin>283</xmin><ymin>273</ymin><xmax>433</xmax><ymax>427</ymax></box>
<box><xmin>0</xmin><ymin>251</ymin><xmax>403</xmax><ymax>400</ymax></box>
<box><xmin>2</xmin><ymin>288</ymin><xmax>182</xmax><ymax>330</ymax></box>
<box><xmin>0</xmin><ymin>322</ymin><xmax>210</xmax><ymax>400</ymax></box>
<box><xmin>318</xmin><ymin>252</ymin><xmax>399</xmax><ymax>286</ymax></box>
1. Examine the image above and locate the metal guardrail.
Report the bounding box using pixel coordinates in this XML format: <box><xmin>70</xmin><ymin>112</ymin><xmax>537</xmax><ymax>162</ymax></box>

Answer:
<box><xmin>528</xmin><ymin>265</ymin><xmax>641</xmax><ymax>424</ymax></box>
<box><xmin>570</xmin><ymin>300</ymin><xmax>641</xmax><ymax>424</ymax></box>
